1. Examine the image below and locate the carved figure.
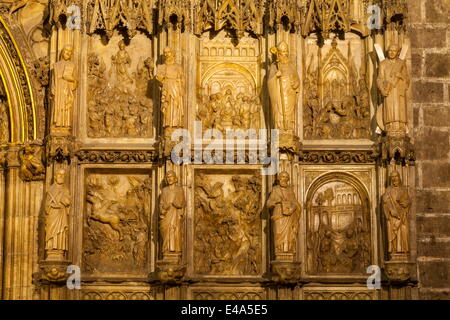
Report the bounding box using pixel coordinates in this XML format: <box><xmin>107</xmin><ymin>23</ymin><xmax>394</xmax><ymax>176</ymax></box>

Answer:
<box><xmin>51</xmin><ymin>45</ymin><xmax>77</xmax><ymax>131</ymax></box>
<box><xmin>110</xmin><ymin>40</ymin><xmax>134</xmax><ymax>89</ymax></box>
<box><xmin>45</xmin><ymin>169</ymin><xmax>71</xmax><ymax>259</ymax></box>
<box><xmin>382</xmin><ymin>171</ymin><xmax>410</xmax><ymax>256</ymax></box>
<box><xmin>268</xmin><ymin>42</ymin><xmax>300</xmax><ymax>132</ymax></box>
<box><xmin>156</xmin><ymin>47</ymin><xmax>185</xmax><ymax>129</ymax></box>
<box><xmin>377</xmin><ymin>44</ymin><xmax>410</xmax><ymax>136</ymax></box>
<box><xmin>19</xmin><ymin>143</ymin><xmax>45</xmax><ymax>181</ymax></box>
<box><xmin>267</xmin><ymin>171</ymin><xmax>301</xmax><ymax>258</ymax></box>
<box><xmin>159</xmin><ymin>171</ymin><xmax>186</xmax><ymax>257</ymax></box>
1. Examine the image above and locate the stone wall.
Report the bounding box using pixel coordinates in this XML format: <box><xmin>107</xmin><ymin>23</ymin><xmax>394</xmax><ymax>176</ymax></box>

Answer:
<box><xmin>409</xmin><ymin>0</ymin><xmax>450</xmax><ymax>300</ymax></box>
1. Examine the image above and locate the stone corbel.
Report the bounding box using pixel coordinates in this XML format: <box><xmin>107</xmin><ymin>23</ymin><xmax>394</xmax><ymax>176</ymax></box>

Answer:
<box><xmin>383</xmin><ymin>261</ymin><xmax>417</xmax><ymax>284</ymax></box>
<box><xmin>46</xmin><ymin>134</ymin><xmax>74</xmax><ymax>164</ymax></box>
<box><xmin>270</xmin><ymin>261</ymin><xmax>302</xmax><ymax>284</ymax></box>
<box><xmin>378</xmin><ymin>135</ymin><xmax>415</xmax><ymax>164</ymax></box>
<box><xmin>34</xmin><ymin>260</ymin><xmax>71</xmax><ymax>286</ymax></box>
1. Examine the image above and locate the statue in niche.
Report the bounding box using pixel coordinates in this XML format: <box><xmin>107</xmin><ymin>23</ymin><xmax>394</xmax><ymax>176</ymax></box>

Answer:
<box><xmin>267</xmin><ymin>171</ymin><xmax>301</xmax><ymax>259</ymax></box>
<box><xmin>268</xmin><ymin>42</ymin><xmax>300</xmax><ymax>132</ymax></box>
<box><xmin>45</xmin><ymin>169</ymin><xmax>71</xmax><ymax>260</ymax></box>
<box><xmin>377</xmin><ymin>44</ymin><xmax>410</xmax><ymax>137</ymax></box>
<box><xmin>159</xmin><ymin>171</ymin><xmax>186</xmax><ymax>260</ymax></box>
<box><xmin>156</xmin><ymin>47</ymin><xmax>185</xmax><ymax>129</ymax></box>
<box><xmin>50</xmin><ymin>45</ymin><xmax>78</xmax><ymax>131</ymax></box>
<box><xmin>382</xmin><ymin>171</ymin><xmax>411</xmax><ymax>258</ymax></box>
<box><xmin>110</xmin><ymin>40</ymin><xmax>134</xmax><ymax>91</ymax></box>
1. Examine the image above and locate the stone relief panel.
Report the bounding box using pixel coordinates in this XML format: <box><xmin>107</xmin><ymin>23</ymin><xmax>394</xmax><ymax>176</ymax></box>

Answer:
<box><xmin>305</xmin><ymin>173</ymin><xmax>372</xmax><ymax>275</ymax></box>
<box><xmin>82</xmin><ymin>172</ymin><xmax>152</xmax><ymax>276</ymax></box>
<box><xmin>197</xmin><ymin>32</ymin><xmax>263</xmax><ymax>132</ymax></box>
<box><xmin>194</xmin><ymin>170</ymin><xmax>263</xmax><ymax>276</ymax></box>
<box><xmin>0</xmin><ymin>92</ymin><xmax>9</xmax><ymax>144</ymax></box>
<box><xmin>87</xmin><ymin>34</ymin><xmax>154</xmax><ymax>139</ymax></box>
<box><xmin>303</xmin><ymin>35</ymin><xmax>371</xmax><ymax>140</ymax></box>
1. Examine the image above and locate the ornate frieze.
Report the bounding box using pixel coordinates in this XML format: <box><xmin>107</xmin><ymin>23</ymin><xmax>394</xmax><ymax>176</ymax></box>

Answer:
<box><xmin>158</xmin><ymin>0</ymin><xmax>191</xmax><ymax>31</ymax></box>
<box><xmin>194</xmin><ymin>0</ymin><xmax>265</xmax><ymax>38</ymax></box>
<box><xmin>87</xmin><ymin>0</ymin><xmax>155</xmax><ymax>38</ymax></box>
<box><xmin>76</xmin><ymin>150</ymin><xmax>157</xmax><ymax>163</ymax></box>
<box><xmin>300</xmin><ymin>150</ymin><xmax>378</xmax><ymax>164</ymax></box>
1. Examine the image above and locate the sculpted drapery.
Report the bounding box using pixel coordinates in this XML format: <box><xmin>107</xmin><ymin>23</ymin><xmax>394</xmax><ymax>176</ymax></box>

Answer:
<box><xmin>268</xmin><ymin>42</ymin><xmax>300</xmax><ymax>132</ymax></box>
<box><xmin>45</xmin><ymin>169</ymin><xmax>71</xmax><ymax>258</ymax></box>
<box><xmin>51</xmin><ymin>45</ymin><xmax>78</xmax><ymax>131</ymax></box>
<box><xmin>156</xmin><ymin>47</ymin><xmax>185</xmax><ymax>129</ymax></box>
<box><xmin>159</xmin><ymin>171</ymin><xmax>186</xmax><ymax>255</ymax></box>
<box><xmin>377</xmin><ymin>44</ymin><xmax>410</xmax><ymax>136</ymax></box>
<box><xmin>267</xmin><ymin>172</ymin><xmax>301</xmax><ymax>257</ymax></box>
<box><xmin>382</xmin><ymin>171</ymin><xmax>410</xmax><ymax>256</ymax></box>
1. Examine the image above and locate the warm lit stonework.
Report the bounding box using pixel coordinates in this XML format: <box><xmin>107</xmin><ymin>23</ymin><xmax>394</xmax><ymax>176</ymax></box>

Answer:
<box><xmin>0</xmin><ymin>0</ymin><xmax>448</xmax><ymax>300</ymax></box>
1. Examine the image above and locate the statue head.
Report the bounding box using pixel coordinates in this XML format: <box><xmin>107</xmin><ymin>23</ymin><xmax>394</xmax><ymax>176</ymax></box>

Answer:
<box><xmin>278</xmin><ymin>171</ymin><xmax>290</xmax><ymax>188</ymax></box>
<box><xmin>166</xmin><ymin>171</ymin><xmax>178</xmax><ymax>186</ymax></box>
<box><xmin>387</xmin><ymin>44</ymin><xmax>400</xmax><ymax>60</ymax></box>
<box><xmin>389</xmin><ymin>170</ymin><xmax>402</xmax><ymax>187</ymax></box>
<box><xmin>118</xmin><ymin>40</ymin><xmax>126</xmax><ymax>50</ymax></box>
<box><xmin>163</xmin><ymin>47</ymin><xmax>175</xmax><ymax>64</ymax></box>
<box><xmin>54</xmin><ymin>169</ymin><xmax>66</xmax><ymax>185</ymax></box>
<box><xmin>60</xmin><ymin>45</ymin><xmax>73</xmax><ymax>61</ymax></box>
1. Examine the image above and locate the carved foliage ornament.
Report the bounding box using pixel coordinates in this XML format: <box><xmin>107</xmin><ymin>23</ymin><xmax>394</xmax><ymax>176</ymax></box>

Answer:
<box><xmin>87</xmin><ymin>0</ymin><xmax>154</xmax><ymax>38</ymax></box>
<box><xmin>194</xmin><ymin>0</ymin><xmax>265</xmax><ymax>38</ymax></box>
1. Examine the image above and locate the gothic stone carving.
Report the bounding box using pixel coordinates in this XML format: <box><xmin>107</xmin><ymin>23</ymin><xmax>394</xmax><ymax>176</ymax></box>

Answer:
<box><xmin>194</xmin><ymin>0</ymin><xmax>265</xmax><ymax>38</ymax></box>
<box><xmin>45</xmin><ymin>169</ymin><xmax>71</xmax><ymax>261</ymax></box>
<box><xmin>301</xmin><ymin>150</ymin><xmax>378</xmax><ymax>164</ymax></box>
<box><xmin>382</xmin><ymin>170</ymin><xmax>410</xmax><ymax>260</ymax></box>
<box><xmin>156</xmin><ymin>47</ymin><xmax>185</xmax><ymax>130</ymax></box>
<box><xmin>304</xmin><ymin>37</ymin><xmax>370</xmax><ymax>140</ymax></box>
<box><xmin>76</xmin><ymin>150</ymin><xmax>156</xmax><ymax>164</ymax></box>
<box><xmin>306</xmin><ymin>178</ymin><xmax>371</xmax><ymax>274</ymax></box>
<box><xmin>83</xmin><ymin>173</ymin><xmax>151</xmax><ymax>275</ymax></box>
<box><xmin>377</xmin><ymin>44</ymin><xmax>410</xmax><ymax>138</ymax></box>
<box><xmin>159</xmin><ymin>171</ymin><xmax>186</xmax><ymax>262</ymax></box>
<box><xmin>0</xmin><ymin>92</ymin><xmax>9</xmax><ymax>144</ymax></box>
<box><xmin>197</xmin><ymin>90</ymin><xmax>262</xmax><ymax>132</ymax></box>
<box><xmin>268</xmin><ymin>41</ymin><xmax>300</xmax><ymax>133</ymax></box>
<box><xmin>87</xmin><ymin>46</ymin><xmax>153</xmax><ymax>138</ymax></box>
<box><xmin>19</xmin><ymin>142</ymin><xmax>45</xmax><ymax>181</ymax></box>
<box><xmin>194</xmin><ymin>172</ymin><xmax>262</xmax><ymax>276</ymax></box>
<box><xmin>51</xmin><ymin>45</ymin><xmax>78</xmax><ymax>133</ymax></box>
<box><xmin>87</xmin><ymin>0</ymin><xmax>154</xmax><ymax>38</ymax></box>
<box><xmin>267</xmin><ymin>171</ymin><xmax>301</xmax><ymax>261</ymax></box>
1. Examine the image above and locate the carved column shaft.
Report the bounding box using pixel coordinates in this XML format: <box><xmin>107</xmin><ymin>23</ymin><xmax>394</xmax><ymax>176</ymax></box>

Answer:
<box><xmin>2</xmin><ymin>148</ymin><xmax>43</xmax><ymax>299</ymax></box>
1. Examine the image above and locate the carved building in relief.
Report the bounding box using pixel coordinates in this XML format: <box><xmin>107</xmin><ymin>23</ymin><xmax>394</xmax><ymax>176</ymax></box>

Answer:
<box><xmin>1</xmin><ymin>0</ymin><xmax>441</xmax><ymax>301</ymax></box>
